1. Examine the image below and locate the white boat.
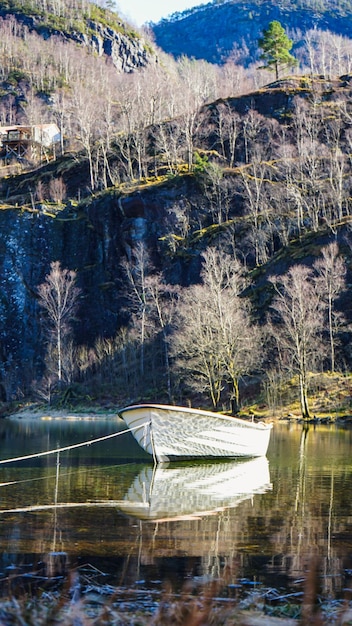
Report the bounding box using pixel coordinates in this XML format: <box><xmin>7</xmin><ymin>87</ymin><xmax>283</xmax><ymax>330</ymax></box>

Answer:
<box><xmin>118</xmin><ymin>403</ymin><xmax>272</xmax><ymax>463</ymax></box>
<box><xmin>117</xmin><ymin>457</ymin><xmax>272</xmax><ymax>521</ymax></box>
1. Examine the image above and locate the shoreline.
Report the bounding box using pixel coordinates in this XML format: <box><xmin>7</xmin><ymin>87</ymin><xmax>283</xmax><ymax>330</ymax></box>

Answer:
<box><xmin>5</xmin><ymin>408</ymin><xmax>352</xmax><ymax>426</ymax></box>
<box><xmin>5</xmin><ymin>406</ymin><xmax>119</xmax><ymax>420</ymax></box>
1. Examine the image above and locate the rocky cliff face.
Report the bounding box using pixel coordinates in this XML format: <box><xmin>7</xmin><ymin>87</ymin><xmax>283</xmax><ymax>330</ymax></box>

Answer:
<box><xmin>0</xmin><ymin>199</ymin><xmax>127</xmax><ymax>399</ymax></box>
<box><xmin>57</xmin><ymin>20</ymin><xmax>152</xmax><ymax>73</ymax></box>
<box><xmin>0</xmin><ymin>199</ymin><xmax>121</xmax><ymax>372</ymax></box>
<box><xmin>0</xmin><ymin>7</ymin><xmax>154</xmax><ymax>73</ymax></box>
<box><xmin>0</xmin><ymin>177</ymin><xmax>199</xmax><ymax>399</ymax></box>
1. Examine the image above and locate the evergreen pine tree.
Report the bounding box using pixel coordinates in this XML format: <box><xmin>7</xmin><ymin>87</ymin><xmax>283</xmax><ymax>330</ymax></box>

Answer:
<box><xmin>258</xmin><ymin>20</ymin><xmax>297</xmax><ymax>79</ymax></box>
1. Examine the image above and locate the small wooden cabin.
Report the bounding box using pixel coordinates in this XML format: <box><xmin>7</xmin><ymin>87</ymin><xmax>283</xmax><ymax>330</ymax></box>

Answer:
<box><xmin>0</xmin><ymin>123</ymin><xmax>61</xmax><ymax>161</ymax></box>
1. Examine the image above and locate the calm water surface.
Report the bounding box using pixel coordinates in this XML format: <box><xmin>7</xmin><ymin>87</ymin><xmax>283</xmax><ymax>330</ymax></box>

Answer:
<box><xmin>1</xmin><ymin>416</ymin><xmax>352</xmax><ymax>602</ymax></box>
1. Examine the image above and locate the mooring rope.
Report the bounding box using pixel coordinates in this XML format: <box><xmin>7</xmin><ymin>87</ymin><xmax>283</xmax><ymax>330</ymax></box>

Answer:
<box><xmin>0</xmin><ymin>425</ymin><xmax>142</xmax><ymax>465</ymax></box>
<box><xmin>0</xmin><ymin>462</ymin><xmax>127</xmax><ymax>488</ymax></box>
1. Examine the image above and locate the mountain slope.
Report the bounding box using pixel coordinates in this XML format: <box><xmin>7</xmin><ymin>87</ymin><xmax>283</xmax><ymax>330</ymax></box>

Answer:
<box><xmin>0</xmin><ymin>0</ymin><xmax>154</xmax><ymax>73</ymax></box>
<box><xmin>151</xmin><ymin>0</ymin><xmax>352</xmax><ymax>65</ymax></box>
<box><xmin>1</xmin><ymin>75</ymin><xmax>352</xmax><ymax>406</ymax></box>
<box><xmin>1</xmin><ymin>0</ymin><xmax>352</xmax><ymax>409</ymax></box>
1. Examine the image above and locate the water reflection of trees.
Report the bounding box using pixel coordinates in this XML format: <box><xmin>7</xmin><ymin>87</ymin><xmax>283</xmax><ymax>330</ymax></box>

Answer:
<box><xmin>1</xmin><ymin>424</ymin><xmax>352</xmax><ymax>598</ymax></box>
<box><xmin>266</xmin><ymin>425</ymin><xmax>352</xmax><ymax>596</ymax></box>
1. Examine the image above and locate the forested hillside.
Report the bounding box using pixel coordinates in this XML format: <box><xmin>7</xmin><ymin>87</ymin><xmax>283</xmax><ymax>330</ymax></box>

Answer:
<box><xmin>0</xmin><ymin>0</ymin><xmax>351</xmax><ymax>418</ymax></box>
<box><xmin>151</xmin><ymin>0</ymin><xmax>352</xmax><ymax>67</ymax></box>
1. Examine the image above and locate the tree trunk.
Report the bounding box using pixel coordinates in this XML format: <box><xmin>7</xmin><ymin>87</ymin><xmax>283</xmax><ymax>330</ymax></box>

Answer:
<box><xmin>57</xmin><ymin>323</ymin><xmax>62</xmax><ymax>383</ymax></box>
<box><xmin>328</xmin><ymin>294</ymin><xmax>335</xmax><ymax>372</ymax></box>
<box><xmin>230</xmin><ymin>377</ymin><xmax>240</xmax><ymax>414</ymax></box>
<box><xmin>299</xmin><ymin>373</ymin><xmax>310</xmax><ymax>419</ymax></box>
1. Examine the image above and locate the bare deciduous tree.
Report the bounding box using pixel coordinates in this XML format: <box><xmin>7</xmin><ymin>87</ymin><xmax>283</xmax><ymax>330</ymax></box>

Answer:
<box><xmin>240</xmin><ymin>161</ymin><xmax>272</xmax><ymax>265</ymax></box>
<box><xmin>146</xmin><ymin>274</ymin><xmax>178</xmax><ymax>402</ymax></box>
<box><xmin>314</xmin><ymin>242</ymin><xmax>346</xmax><ymax>373</ymax></box>
<box><xmin>154</xmin><ymin>120</ymin><xmax>185</xmax><ymax>176</ymax></box>
<box><xmin>215</xmin><ymin>103</ymin><xmax>240</xmax><ymax>168</ymax></box>
<box><xmin>121</xmin><ymin>243</ymin><xmax>154</xmax><ymax>378</ymax></box>
<box><xmin>268</xmin><ymin>264</ymin><xmax>324</xmax><ymax>419</ymax></box>
<box><xmin>172</xmin><ymin>248</ymin><xmax>261</xmax><ymax>410</ymax></box>
<box><xmin>173</xmin><ymin>282</ymin><xmax>224</xmax><ymax>407</ymax></box>
<box><xmin>122</xmin><ymin>244</ymin><xmax>177</xmax><ymax>398</ymax></box>
<box><xmin>300</xmin><ymin>29</ymin><xmax>352</xmax><ymax>78</ymax></box>
<box><xmin>49</xmin><ymin>177</ymin><xmax>66</xmax><ymax>203</ymax></box>
<box><xmin>71</xmin><ymin>81</ymin><xmax>97</xmax><ymax>191</ymax></box>
<box><xmin>197</xmin><ymin>161</ymin><xmax>233</xmax><ymax>225</ymax></box>
<box><xmin>37</xmin><ymin>261</ymin><xmax>81</xmax><ymax>385</ymax></box>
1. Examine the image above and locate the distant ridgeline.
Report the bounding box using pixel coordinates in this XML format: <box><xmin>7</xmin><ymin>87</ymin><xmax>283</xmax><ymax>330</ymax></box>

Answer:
<box><xmin>151</xmin><ymin>0</ymin><xmax>352</xmax><ymax>65</ymax></box>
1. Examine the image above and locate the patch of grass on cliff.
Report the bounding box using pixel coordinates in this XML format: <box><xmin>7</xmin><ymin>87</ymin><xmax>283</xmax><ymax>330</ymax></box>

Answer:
<box><xmin>6</xmin><ymin>68</ymin><xmax>29</xmax><ymax>86</ymax></box>
<box><xmin>1</xmin><ymin>0</ymin><xmax>41</xmax><ymax>15</ymax></box>
<box><xmin>1</xmin><ymin>0</ymin><xmax>142</xmax><ymax>39</ymax></box>
<box><xmin>160</xmin><ymin>220</ymin><xmax>235</xmax><ymax>257</ymax></box>
<box><xmin>85</xmin><ymin>4</ymin><xmax>141</xmax><ymax>38</ymax></box>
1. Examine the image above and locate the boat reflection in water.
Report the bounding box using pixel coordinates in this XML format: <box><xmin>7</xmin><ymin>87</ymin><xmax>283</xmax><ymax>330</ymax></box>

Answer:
<box><xmin>0</xmin><ymin>455</ymin><xmax>272</xmax><ymax>592</ymax></box>
<box><xmin>117</xmin><ymin>456</ymin><xmax>272</xmax><ymax>521</ymax></box>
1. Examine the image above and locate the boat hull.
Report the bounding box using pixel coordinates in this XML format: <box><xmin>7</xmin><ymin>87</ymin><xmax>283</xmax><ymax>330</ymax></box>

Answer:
<box><xmin>118</xmin><ymin>404</ymin><xmax>272</xmax><ymax>462</ymax></box>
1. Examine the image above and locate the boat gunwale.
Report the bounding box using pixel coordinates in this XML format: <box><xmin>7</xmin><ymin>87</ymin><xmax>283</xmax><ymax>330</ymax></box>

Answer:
<box><xmin>118</xmin><ymin>403</ymin><xmax>272</xmax><ymax>431</ymax></box>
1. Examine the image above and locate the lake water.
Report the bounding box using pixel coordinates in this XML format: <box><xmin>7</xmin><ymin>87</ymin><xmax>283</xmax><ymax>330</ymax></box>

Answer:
<box><xmin>1</xmin><ymin>416</ymin><xmax>352</xmax><ymax>606</ymax></box>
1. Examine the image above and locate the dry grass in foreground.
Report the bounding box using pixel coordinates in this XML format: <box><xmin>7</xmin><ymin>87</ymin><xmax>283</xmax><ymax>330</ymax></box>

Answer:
<box><xmin>1</xmin><ymin>560</ymin><xmax>352</xmax><ymax>626</ymax></box>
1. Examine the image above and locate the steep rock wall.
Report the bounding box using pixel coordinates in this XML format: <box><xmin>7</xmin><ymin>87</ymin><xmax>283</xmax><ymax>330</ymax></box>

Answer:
<box><xmin>0</xmin><ymin>179</ymin><xmax>199</xmax><ymax>397</ymax></box>
<box><xmin>0</xmin><ymin>9</ymin><xmax>153</xmax><ymax>73</ymax></box>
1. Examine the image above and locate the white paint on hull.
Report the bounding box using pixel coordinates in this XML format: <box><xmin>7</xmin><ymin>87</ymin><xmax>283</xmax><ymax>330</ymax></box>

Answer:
<box><xmin>119</xmin><ymin>403</ymin><xmax>272</xmax><ymax>462</ymax></box>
